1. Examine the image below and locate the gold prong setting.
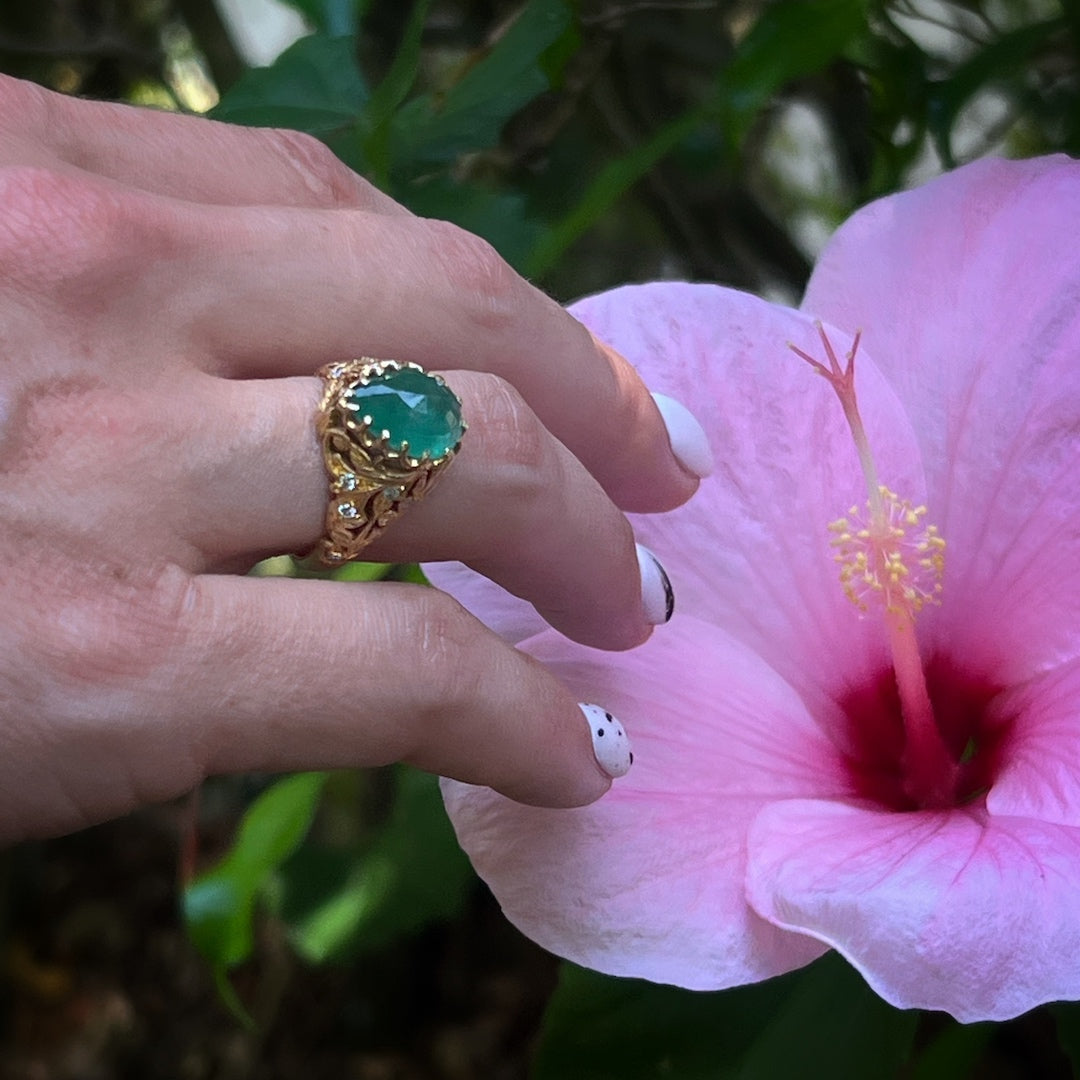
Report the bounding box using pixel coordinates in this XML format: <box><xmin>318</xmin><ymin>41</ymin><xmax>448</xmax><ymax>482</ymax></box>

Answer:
<box><xmin>314</xmin><ymin>358</ymin><xmax>466</xmax><ymax>565</ymax></box>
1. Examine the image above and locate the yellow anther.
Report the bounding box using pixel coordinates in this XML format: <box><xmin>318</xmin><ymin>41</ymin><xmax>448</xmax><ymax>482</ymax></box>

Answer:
<box><xmin>828</xmin><ymin>486</ymin><xmax>945</xmax><ymax>618</ymax></box>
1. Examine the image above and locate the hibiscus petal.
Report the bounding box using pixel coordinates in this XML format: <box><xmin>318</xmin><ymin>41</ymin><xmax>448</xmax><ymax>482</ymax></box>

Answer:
<box><xmin>802</xmin><ymin>155</ymin><xmax>1080</xmax><ymax>681</ymax></box>
<box><xmin>443</xmin><ymin>616</ymin><xmax>840</xmax><ymax>987</ymax></box>
<box><xmin>569</xmin><ymin>284</ymin><xmax>924</xmax><ymax>713</ymax></box>
<box><xmin>423</xmin><ymin>560</ymin><xmax>548</xmax><ymax>645</ymax></box>
<box><xmin>987</xmin><ymin>655</ymin><xmax>1080</xmax><ymax>827</ymax></box>
<box><xmin>746</xmin><ymin>799</ymin><xmax>1080</xmax><ymax>1021</ymax></box>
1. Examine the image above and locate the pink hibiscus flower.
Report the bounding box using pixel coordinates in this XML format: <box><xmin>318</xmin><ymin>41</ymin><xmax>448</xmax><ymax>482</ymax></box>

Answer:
<box><xmin>435</xmin><ymin>155</ymin><xmax>1080</xmax><ymax>1022</ymax></box>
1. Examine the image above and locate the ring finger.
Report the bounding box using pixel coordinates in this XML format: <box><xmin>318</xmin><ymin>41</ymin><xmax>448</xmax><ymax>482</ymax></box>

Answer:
<box><xmin>187</xmin><ymin>369</ymin><xmax>663</xmax><ymax>651</ymax></box>
<box><xmin>175</xmin><ymin>203</ymin><xmax>701</xmax><ymax>514</ymax></box>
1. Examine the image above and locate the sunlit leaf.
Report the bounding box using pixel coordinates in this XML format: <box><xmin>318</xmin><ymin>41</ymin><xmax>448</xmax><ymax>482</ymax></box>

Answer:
<box><xmin>211</xmin><ymin>33</ymin><xmax>368</xmax><ymax>138</ymax></box>
<box><xmin>331</xmin><ymin>560</ymin><xmax>396</xmax><ymax>582</ymax></box>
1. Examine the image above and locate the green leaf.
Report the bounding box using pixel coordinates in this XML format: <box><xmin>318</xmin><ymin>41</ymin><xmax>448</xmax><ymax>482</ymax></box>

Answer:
<box><xmin>734</xmin><ymin>954</ymin><xmax>917</xmax><ymax>1080</ymax></box>
<box><xmin>533</xmin><ymin>964</ymin><xmax>787</xmax><ymax>1080</ymax></box>
<box><xmin>278</xmin><ymin>767</ymin><xmax>473</xmax><ymax>963</ymax></box>
<box><xmin>184</xmin><ymin>772</ymin><xmax>327</xmax><ymax>970</ymax></box>
<box><xmin>331</xmin><ymin>560</ymin><xmax>396</xmax><ymax>583</ymax></box>
<box><xmin>524</xmin><ymin>108</ymin><xmax>704</xmax><ymax>280</ymax></box>
<box><xmin>211</xmin><ymin>34</ymin><xmax>369</xmax><ymax>139</ymax></box>
<box><xmin>526</xmin><ymin>0</ymin><xmax>869</xmax><ymax>279</ymax></box>
<box><xmin>718</xmin><ymin>0</ymin><xmax>869</xmax><ymax>154</ymax></box>
<box><xmin>362</xmin><ymin>0</ymin><xmax>431</xmax><ymax>186</ymax></box>
<box><xmin>386</xmin><ymin>562</ymin><xmax>429</xmax><ymax>585</ymax></box>
<box><xmin>1052</xmin><ymin>1001</ymin><xmax>1080</xmax><ymax>1076</ymax></box>
<box><xmin>278</xmin><ymin>0</ymin><xmax>368</xmax><ymax>38</ymax></box>
<box><xmin>909</xmin><ymin>1019</ymin><xmax>993</xmax><ymax>1080</ymax></box>
<box><xmin>926</xmin><ymin>18</ymin><xmax>1063</xmax><ymax>167</ymax></box>
<box><xmin>389</xmin><ymin>0</ymin><xmax>573</xmax><ymax>171</ymax></box>
<box><xmin>532</xmin><ymin>953</ymin><xmax>916</xmax><ymax>1080</ymax></box>
<box><xmin>404</xmin><ymin>177</ymin><xmax>545</xmax><ymax>270</ymax></box>
<box><xmin>858</xmin><ymin>34</ymin><xmax>929</xmax><ymax>196</ymax></box>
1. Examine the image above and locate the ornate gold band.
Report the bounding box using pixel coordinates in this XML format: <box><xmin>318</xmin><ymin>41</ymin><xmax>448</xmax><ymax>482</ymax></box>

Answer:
<box><xmin>314</xmin><ymin>358</ymin><xmax>466</xmax><ymax>566</ymax></box>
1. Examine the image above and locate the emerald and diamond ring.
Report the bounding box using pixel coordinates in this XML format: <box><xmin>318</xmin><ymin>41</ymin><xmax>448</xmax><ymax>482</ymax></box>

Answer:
<box><xmin>314</xmin><ymin>358</ymin><xmax>466</xmax><ymax>565</ymax></box>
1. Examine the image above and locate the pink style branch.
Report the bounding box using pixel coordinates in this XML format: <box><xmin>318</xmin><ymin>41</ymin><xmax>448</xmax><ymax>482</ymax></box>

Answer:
<box><xmin>429</xmin><ymin>155</ymin><xmax>1080</xmax><ymax>1023</ymax></box>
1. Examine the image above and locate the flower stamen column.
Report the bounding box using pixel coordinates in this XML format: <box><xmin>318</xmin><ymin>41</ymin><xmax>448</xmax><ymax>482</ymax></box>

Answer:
<box><xmin>791</xmin><ymin>325</ymin><xmax>956</xmax><ymax>808</ymax></box>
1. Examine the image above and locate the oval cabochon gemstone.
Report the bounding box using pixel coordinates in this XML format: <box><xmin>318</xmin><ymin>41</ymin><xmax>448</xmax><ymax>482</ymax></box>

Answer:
<box><xmin>347</xmin><ymin>367</ymin><xmax>464</xmax><ymax>459</ymax></box>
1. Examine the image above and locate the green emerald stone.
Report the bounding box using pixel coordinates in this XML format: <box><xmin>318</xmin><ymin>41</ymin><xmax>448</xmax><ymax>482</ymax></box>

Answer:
<box><xmin>347</xmin><ymin>366</ymin><xmax>463</xmax><ymax>459</ymax></box>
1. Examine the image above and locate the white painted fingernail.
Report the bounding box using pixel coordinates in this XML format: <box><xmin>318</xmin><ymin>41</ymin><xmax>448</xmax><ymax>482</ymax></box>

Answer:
<box><xmin>637</xmin><ymin>543</ymin><xmax>674</xmax><ymax>625</ymax></box>
<box><xmin>579</xmin><ymin>703</ymin><xmax>633</xmax><ymax>778</ymax></box>
<box><xmin>652</xmin><ymin>392</ymin><xmax>714</xmax><ymax>478</ymax></box>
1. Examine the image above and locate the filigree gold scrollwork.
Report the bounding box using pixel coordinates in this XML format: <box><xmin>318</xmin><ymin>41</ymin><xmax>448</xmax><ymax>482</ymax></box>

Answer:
<box><xmin>312</xmin><ymin>358</ymin><xmax>464</xmax><ymax>566</ymax></box>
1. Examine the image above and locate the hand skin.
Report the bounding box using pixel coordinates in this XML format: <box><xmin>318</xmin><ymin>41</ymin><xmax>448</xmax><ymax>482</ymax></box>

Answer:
<box><xmin>0</xmin><ymin>74</ymin><xmax>700</xmax><ymax>842</ymax></box>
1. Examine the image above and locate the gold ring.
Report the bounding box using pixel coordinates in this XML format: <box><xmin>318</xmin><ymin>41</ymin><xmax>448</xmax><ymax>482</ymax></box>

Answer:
<box><xmin>314</xmin><ymin>358</ymin><xmax>466</xmax><ymax>566</ymax></box>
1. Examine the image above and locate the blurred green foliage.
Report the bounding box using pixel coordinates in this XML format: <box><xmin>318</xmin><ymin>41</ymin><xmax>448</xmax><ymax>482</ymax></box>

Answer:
<box><xmin>204</xmin><ymin>0</ymin><xmax>1080</xmax><ymax>300</ymax></box>
<box><xmin>184</xmin><ymin>767</ymin><xmax>472</xmax><ymax>1026</ymax></box>
<box><xmin>533</xmin><ymin>952</ymin><xmax>919</xmax><ymax>1079</ymax></box>
<box><xmin>5</xmin><ymin>0</ymin><xmax>1078</xmax><ymax>302</ymax></box>
<box><xmin>2</xmin><ymin>0</ymin><xmax>1079</xmax><ymax>1075</ymax></box>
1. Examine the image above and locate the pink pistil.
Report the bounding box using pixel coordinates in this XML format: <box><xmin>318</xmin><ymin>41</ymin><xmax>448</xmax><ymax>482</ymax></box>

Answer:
<box><xmin>790</xmin><ymin>325</ymin><xmax>959</xmax><ymax>808</ymax></box>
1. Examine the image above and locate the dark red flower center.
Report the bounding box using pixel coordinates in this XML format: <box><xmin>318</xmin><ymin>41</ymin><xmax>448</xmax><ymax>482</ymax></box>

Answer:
<box><xmin>839</xmin><ymin>655</ymin><xmax>1012</xmax><ymax>811</ymax></box>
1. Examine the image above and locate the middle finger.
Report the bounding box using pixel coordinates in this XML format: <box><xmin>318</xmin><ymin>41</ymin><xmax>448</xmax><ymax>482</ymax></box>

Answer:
<box><xmin>169</xmin><ymin>202</ymin><xmax>700</xmax><ymax>515</ymax></box>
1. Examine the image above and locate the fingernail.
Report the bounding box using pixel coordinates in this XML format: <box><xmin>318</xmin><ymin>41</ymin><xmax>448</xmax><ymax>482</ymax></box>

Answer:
<box><xmin>636</xmin><ymin>543</ymin><xmax>674</xmax><ymax>625</ymax></box>
<box><xmin>652</xmin><ymin>392</ymin><xmax>714</xmax><ymax>478</ymax></box>
<box><xmin>579</xmin><ymin>703</ymin><xmax>633</xmax><ymax>778</ymax></box>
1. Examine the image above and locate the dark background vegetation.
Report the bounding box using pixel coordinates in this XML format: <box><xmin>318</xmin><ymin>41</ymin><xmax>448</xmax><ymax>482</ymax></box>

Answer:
<box><xmin>1</xmin><ymin>1</ymin><xmax>1079</xmax><ymax>1077</ymax></box>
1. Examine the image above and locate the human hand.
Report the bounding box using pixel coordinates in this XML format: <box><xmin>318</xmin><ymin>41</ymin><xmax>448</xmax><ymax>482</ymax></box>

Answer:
<box><xmin>0</xmin><ymin>74</ymin><xmax>711</xmax><ymax>841</ymax></box>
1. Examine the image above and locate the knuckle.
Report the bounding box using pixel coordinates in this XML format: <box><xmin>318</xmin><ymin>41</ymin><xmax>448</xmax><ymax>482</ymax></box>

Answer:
<box><xmin>30</xmin><ymin>562</ymin><xmax>193</xmax><ymax>688</ymax></box>
<box><xmin>11</xmin><ymin>382</ymin><xmax>149</xmax><ymax>483</ymax></box>
<box><xmin>411</xmin><ymin>585</ymin><xmax>485</xmax><ymax>659</ymax></box>
<box><xmin>0</xmin><ymin>74</ymin><xmax>49</xmax><ymax>135</ymax></box>
<box><xmin>258</xmin><ymin>128</ymin><xmax>371</xmax><ymax>208</ymax></box>
<box><xmin>0</xmin><ymin>166</ymin><xmax>169</xmax><ymax>292</ymax></box>
<box><xmin>404</xmin><ymin>588</ymin><xmax>489</xmax><ymax>714</ymax></box>
<box><xmin>421</xmin><ymin>219</ymin><xmax>519</xmax><ymax>331</ymax></box>
<box><xmin>467</xmin><ymin>375</ymin><xmax>552</xmax><ymax>485</ymax></box>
